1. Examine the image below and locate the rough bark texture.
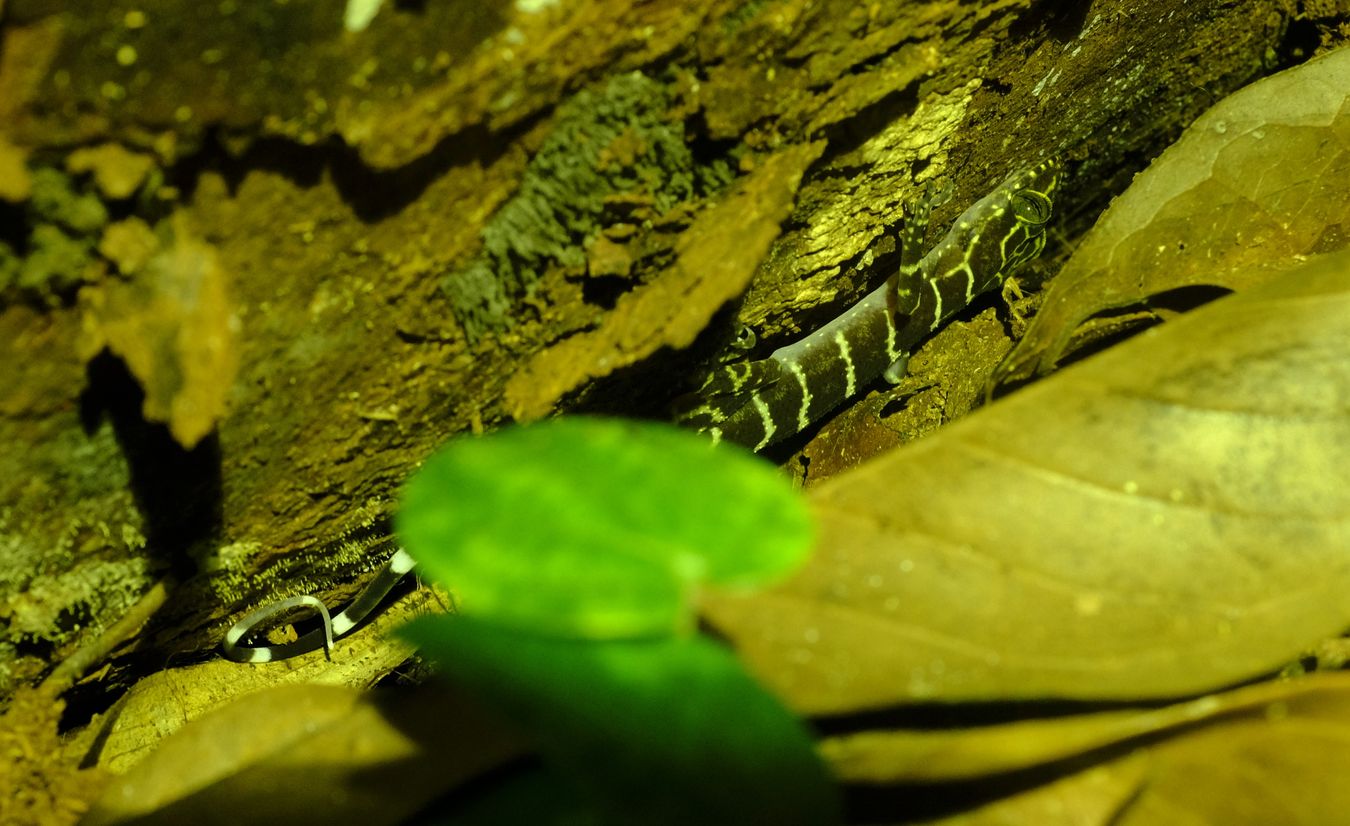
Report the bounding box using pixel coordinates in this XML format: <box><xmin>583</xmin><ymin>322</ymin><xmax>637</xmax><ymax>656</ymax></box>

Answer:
<box><xmin>0</xmin><ymin>0</ymin><xmax>1344</xmax><ymax>747</ymax></box>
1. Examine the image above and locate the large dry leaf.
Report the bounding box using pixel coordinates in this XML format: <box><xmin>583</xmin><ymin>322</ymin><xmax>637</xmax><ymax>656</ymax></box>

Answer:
<box><xmin>903</xmin><ymin>673</ymin><xmax>1350</xmax><ymax>826</ymax></box>
<box><xmin>78</xmin><ymin>215</ymin><xmax>239</xmax><ymax>449</ymax></box>
<box><xmin>703</xmin><ymin>248</ymin><xmax>1350</xmax><ymax>714</ymax></box>
<box><xmin>994</xmin><ymin>45</ymin><xmax>1350</xmax><ymax>388</ymax></box>
<box><xmin>820</xmin><ymin>672</ymin><xmax>1350</xmax><ymax>784</ymax></box>
<box><xmin>82</xmin><ymin>683</ymin><xmax>526</xmax><ymax>826</ymax></box>
<box><xmin>83</xmin><ymin>589</ymin><xmax>435</xmax><ymax>775</ymax></box>
<box><xmin>924</xmin><ymin>755</ymin><xmax>1149</xmax><ymax>826</ymax></box>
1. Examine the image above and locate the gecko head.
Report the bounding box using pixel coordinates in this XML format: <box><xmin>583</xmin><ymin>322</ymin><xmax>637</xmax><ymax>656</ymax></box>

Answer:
<box><xmin>999</xmin><ymin>158</ymin><xmax>1062</xmax><ymax>271</ymax></box>
<box><xmin>1007</xmin><ymin>159</ymin><xmax>1060</xmax><ymax>220</ymax></box>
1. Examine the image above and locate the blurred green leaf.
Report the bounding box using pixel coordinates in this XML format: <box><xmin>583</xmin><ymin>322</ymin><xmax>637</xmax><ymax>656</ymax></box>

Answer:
<box><xmin>405</xmin><ymin>615</ymin><xmax>839</xmax><ymax>826</ymax></box>
<box><xmin>396</xmin><ymin>417</ymin><xmax>814</xmax><ymax>639</ymax></box>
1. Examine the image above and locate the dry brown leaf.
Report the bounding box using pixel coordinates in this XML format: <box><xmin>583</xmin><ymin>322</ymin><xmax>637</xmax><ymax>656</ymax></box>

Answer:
<box><xmin>82</xmin><ymin>682</ymin><xmax>526</xmax><ymax>826</ymax></box>
<box><xmin>65</xmin><ymin>144</ymin><xmax>156</xmax><ymax>200</ymax></box>
<box><xmin>703</xmin><ymin>248</ymin><xmax>1350</xmax><ymax>714</ymax></box>
<box><xmin>822</xmin><ymin>672</ymin><xmax>1350</xmax><ymax>784</ymax></box>
<box><xmin>920</xmin><ymin>756</ymin><xmax>1149</xmax><ymax>826</ymax></box>
<box><xmin>82</xmin><ymin>589</ymin><xmax>434</xmax><ymax>776</ymax></box>
<box><xmin>994</xmin><ymin>46</ymin><xmax>1350</xmax><ymax>388</ymax></box>
<box><xmin>78</xmin><ymin>215</ymin><xmax>238</xmax><ymax>449</ymax></box>
<box><xmin>1107</xmin><ymin>675</ymin><xmax>1350</xmax><ymax>825</ymax></box>
<box><xmin>905</xmin><ymin>673</ymin><xmax>1350</xmax><ymax>826</ymax></box>
<box><xmin>504</xmin><ymin>141</ymin><xmax>825</xmax><ymax>420</ymax></box>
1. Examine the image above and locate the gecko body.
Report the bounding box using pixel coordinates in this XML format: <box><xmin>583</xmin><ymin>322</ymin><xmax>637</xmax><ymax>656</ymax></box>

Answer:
<box><xmin>675</xmin><ymin>159</ymin><xmax>1060</xmax><ymax>449</ymax></box>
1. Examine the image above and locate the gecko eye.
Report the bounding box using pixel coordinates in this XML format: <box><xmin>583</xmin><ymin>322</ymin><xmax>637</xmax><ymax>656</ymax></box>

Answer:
<box><xmin>732</xmin><ymin>324</ymin><xmax>757</xmax><ymax>351</ymax></box>
<box><xmin>1011</xmin><ymin>189</ymin><xmax>1053</xmax><ymax>226</ymax></box>
<box><xmin>716</xmin><ymin>324</ymin><xmax>758</xmax><ymax>364</ymax></box>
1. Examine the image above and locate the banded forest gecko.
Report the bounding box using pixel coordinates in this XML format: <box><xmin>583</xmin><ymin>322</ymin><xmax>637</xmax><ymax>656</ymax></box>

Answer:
<box><xmin>222</xmin><ymin>160</ymin><xmax>1060</xmax><ymax>662</ymax></box>
<box><xmin>675</xmin><ymin>158</ymin><xmax>1060</xmax><ymax>449</ymax></box>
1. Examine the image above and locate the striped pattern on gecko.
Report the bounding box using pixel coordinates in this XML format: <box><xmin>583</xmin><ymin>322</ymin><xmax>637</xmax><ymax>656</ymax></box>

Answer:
<box><xmin>674</xmin><ymin>159</ymin><xmax>1060</xmax><ymax>450</ymax></box>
